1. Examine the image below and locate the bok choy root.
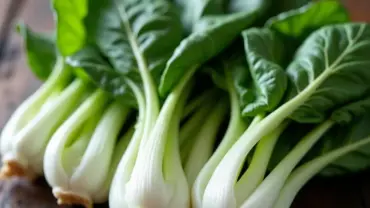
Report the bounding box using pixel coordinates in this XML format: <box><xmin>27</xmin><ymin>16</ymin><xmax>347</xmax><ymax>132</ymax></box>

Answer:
<box><xmin>2</xmin><ymin>0</ymin><xmax>370</xmax><ymax>208</ymax></box>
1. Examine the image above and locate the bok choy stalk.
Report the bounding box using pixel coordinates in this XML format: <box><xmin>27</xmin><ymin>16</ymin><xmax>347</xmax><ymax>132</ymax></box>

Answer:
<box><xmin>201</xmin><ymin>22</ymin><xmax>370</xmax><ymax>208</ymax></box>
<box><xmin>197</xmin><ymin>27</ymin><xmax>288</xmax><ymax>208</ymax></box>
<box><xmin>182</xmin><ymin>95</ymin><xmax>229</xmax><ymax>186</ymax></box>
<box><xmin>0</xmin><ymin>25</ymin><xmax>90</xmax><ymax>179</ymax></box>
<box><xmin>241</xmin><ymin>97</ymin><xmax>370</xmax><ymax>208</ymax></box>
<box><xmin>43</xmin><ymin>90</ymin><xmax>131</xmax><ymax>208</ymax></box>
<box><xmin>274</xmin><ymin>115</ymin><xmax>370</xmax><ymax>208</ymax></box>
<box><xmin>64</xmin><ymin>0</ymin><xmax>271</xmax><ymax>206</ymax></box>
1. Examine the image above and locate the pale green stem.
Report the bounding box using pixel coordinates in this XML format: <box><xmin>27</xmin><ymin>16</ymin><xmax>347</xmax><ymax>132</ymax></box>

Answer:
<box><xmin>191</xmin><ymin>69</ymin><xmax>248</xmax><ymax>208</ymax></box>
<box><xmin>184</xmin><ymin>97</ymin><xmax>228</xmax><ymax>186</ymax></box>
<box><xmin>202</xmin><ymin>69</ymin><xmax>332</xmax><ymax>208</ymax></box>
<box><xmin>235</xmin><ymin>121</ymin><xmax>289</xmax><ymax>206</ymax></box>
<box><xmin>274</xmin><ymin>135</ymin><xmax>370</xmax><ymax>208</ymax></box>
<box><xmin>180</xmin><ymin>102</ymin><xmax>213</xmax><ymax>162</ymax></box>
<box><xmin>182</xmin><ymin>88</ymin><xmax>217</xmax><ymax>118</ymax></box>
<box><xmin>125</xmin><ymin>67</ymin><xmax>196</xmax><ymax>208</ymax></box>
<box><xmin>241</xmin><ymin>120</ymin><xmax>334</xmax><ymax>208</ymax></box>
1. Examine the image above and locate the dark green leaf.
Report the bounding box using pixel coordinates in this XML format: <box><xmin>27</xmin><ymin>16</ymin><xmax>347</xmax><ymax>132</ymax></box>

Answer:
<box><xmin>159</xmin><ymin>11</ymin><xmax>259</xmax><ymax>96</ymax></box>
<box><xmin>287</xmin><ymin>23</ymin><xmax>370</xmax><ymax>123</ymax></box>
<box><xmin>85</xmin><ymin>0</ymin><xmax>183</xmax><ymax>87</ymax></box>
<box><xmin>269</xmin><ymin>0</ymin><xmax>311</xmax><ymax>15</ymax></box>
<box><xmin>175</xmin><ymin>0</ymin><xmax>226</xmax><ymax>31</ymax></box>
<box><xmin>311</xmin><ymin>115</ymin><xmax>370</xmax><ymax>176</ymax></box>
<box><xmin>266</xmin><ymin>1</ymin><xmax>349</xmax><ymax>39</ymax></box>
<box><xmin>331</xmin><ymin>94</ymin><xmax>370</xmax><ymax>123</ymax></box>
<box><xmin>241</xmin><ymin>28</ymin><xmax>287</xmax><ymax>116</ymax></box>
<box><xmin>67</xmin><ymin>46</ymin><xmax>136</xmax><ymax>106</ymax></box>
<box><xmin>16</xmin><ymin>23</ymin><xmax>56</xmax><ymax>81</ymax></box>
<box><xmin>52</xmin><ymin>0</ymin><xmax>88</xmax><ymax>56</ymax></box>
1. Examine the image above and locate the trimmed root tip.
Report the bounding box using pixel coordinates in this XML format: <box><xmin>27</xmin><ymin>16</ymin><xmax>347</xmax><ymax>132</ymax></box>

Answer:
<box><xmin>54</xmin><ymin>190</ymin><xmax>93</xmax><ymax>208</ymax></box>
<box><xmin>0</xmin><ymin>160</ymin><xmax>35</xmax><ymax>180</ymax></box>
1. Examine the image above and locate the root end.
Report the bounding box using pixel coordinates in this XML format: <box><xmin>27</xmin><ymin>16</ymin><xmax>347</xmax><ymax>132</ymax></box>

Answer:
<box><xmin>54</xmin><ymin>189</ymin><xmax>92</xmax><ymax>208</ymax></box>
<box><xmin>0</xmin><ymin>160</ymin><xmax>36</xmax><ymax>180</ymax></box>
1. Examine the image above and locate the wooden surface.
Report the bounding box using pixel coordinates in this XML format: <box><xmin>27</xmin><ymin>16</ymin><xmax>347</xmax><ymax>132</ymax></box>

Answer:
<box><xmin>0</xmin><ymin>0</ymin><xmax>370</xmax><ymax>207</ymax></box>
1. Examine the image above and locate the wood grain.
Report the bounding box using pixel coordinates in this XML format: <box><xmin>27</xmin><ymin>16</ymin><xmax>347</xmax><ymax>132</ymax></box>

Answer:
<box><xmin>0</xmin><ymin>0</ymin><xmax>369</xmax><ymax>208</ymax></box>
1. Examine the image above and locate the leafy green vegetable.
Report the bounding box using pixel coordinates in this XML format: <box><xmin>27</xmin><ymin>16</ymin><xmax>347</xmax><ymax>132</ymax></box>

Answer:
<box><xmin>266</xmin><ymin>0</ymin><xmax>350</xmax><ymax>39</ymax></box>
<box><xmin>160</xmin><ymin>12</ymin><xmax>258</xmax><ymax>96</ymax></box>
<box><xmin>175</xmin><ymin>0</ymin><xmax>226</xmax><ymax>31</ymax></box>
<box><xmin>241</xmin><ymin>28</ymin><xmax>287</xmax><ymax>116</ymax></box>
<box><xmin>201</xmin><ymin>23</ymin><xmax>370</xmax><ymax>208</ymax></box>
<box><xmin>16</xmin><ymin>23</ymin><xmax>56</xmax><ymax>80</ymax></box>
<box><xmin>287</xmin><ymin>23</ymin><xmax>370</xmax><ymax>123</ymax></box>
<box><xmin>67</xmin><ymin>46</ymin><xmax>136</xmax><ymax>105</ymax></box>
<box><xmin>52</xmin><ymin>0</ymin><xmax>88</xmax><ymax>56</ymax></box>
<box><xmin>85</xmin><ymin>0</ymin><xmax>183</xmax><ymax>84</ymax></box>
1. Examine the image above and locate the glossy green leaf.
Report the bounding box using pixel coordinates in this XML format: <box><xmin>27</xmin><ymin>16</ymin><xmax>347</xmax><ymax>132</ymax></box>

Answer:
<box><xmin>266</xmin><ymin>1</ymin><xmax>349</xmax><ymax>39</ymax></box>
<box><xmin>52</xmin><ymin>0</ymin><xmax>88</xmax><ymax>56</ymax></box>
<box><xmin>160</xmin><ymin>13</ymin><xmax>257</xmax><ymax>96</ymax></box>
<box><xmin>287</xmin><ymin>23</ymin><xmax>370</xmax><ymax>123</ymax></box>
<box><xmin>67</xmin><ymin>46</ymin><xmax>136</xmax><ymax>105</ymax></box>
<box><xmin>16</xmin><ymin>23</ymin><xmax>56</xmax><ymax>81</ymax></box>
<box><xmin>84</xmin><ymin>0</ymin><xmax>183</xmax><ymax>86</ymax></box>
<box><xmin>241</xmin><ymin>28</ymin><xmax>287</xmax><ymax>116</ymax></box>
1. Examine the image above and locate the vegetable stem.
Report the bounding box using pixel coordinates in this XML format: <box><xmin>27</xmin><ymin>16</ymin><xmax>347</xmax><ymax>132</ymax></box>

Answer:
<box><xmin>274</xmin><ymin>135</ymin><xmax>370</xmax><ymax>208</ymax></box>
<box><xmin>241</xmin><ymin>120</ymin><xmax>334</xmax><ymax>208</ymax></box>
<box><xmin>235</xmin><ymin>121</ymin><xmax>289</xmax><ymax>206</ymax></box>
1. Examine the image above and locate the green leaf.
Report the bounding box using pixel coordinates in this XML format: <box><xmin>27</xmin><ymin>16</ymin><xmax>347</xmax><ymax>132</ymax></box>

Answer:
<box><xmin>16</xmin><ymin>23</ymin><xmax>56</xmax><ymax>81</ymax></box>
<box><xmin>67</xmin><ymin>46</ymin><xmax>136</xmax><ymax>105</ymax></box>
<box><xmin>317</xmin><ymin>115</ymin><xmax>370</xmax><ymax>176</ymax></box>
<box><xmin>287</xmin><ymin>23</ymin><xmax>370</xmax><ymax>123</ymax></box>
<box><xmin>227</xmin><ymin>0</ymin><xmax>271</xmax><ymax>14</ymax></box>
<box><xmin>85</xmin><ymin>0</ymin><xmax>183</xmax><ymax>86</ymax></box>
<box><xmin>52</xmin><ymin>0</ymin><xmax>88</xmax><ymax>56</ymax></box>
<box><xmin>266</xmin><ymin>1</ymin><xmax>349</xmax><ymax>39</ymax></box>
<box><xmin>270</xmin><ymin>0</ymin><xmax>311</xmax><ymax>15</ymax></box>
<box><xmin>175</xmin><ymin>0</ymin><xmax>227</xmax><ymax>31</ymax></box>
<box><xmin>331</xmin><ymin>94</ymin><xmax>370</xmax><ymax>123</ymax></box>
<box><xmin>159</xmin><ymin>12</ymin><xmax>258</xmax><ymax>96</ymax></box>
<box><xmin>241</xmin><ymin>28</ymin><xmax>287</xmax><ymax>116</ymax></box>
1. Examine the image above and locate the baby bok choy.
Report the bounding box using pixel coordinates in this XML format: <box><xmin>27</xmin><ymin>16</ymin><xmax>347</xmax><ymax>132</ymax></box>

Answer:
<box><xmin>0</xmin><ymin>25</ymin><xmax>89</xmax><ymax>179</ymax></box>
<box><xmin>62</xmin><ymin>0</ymin><xmax>272</xmax><ymax>207</ymax></box>
<box><xmin>241</xmin><ymin>95</ymin><xmax>370</xmax><ymax>208</ymax></box>
<box><xmin>200</xmin><ymin>22</ymin><xmax>370</xmax><ymax>208</ymax></box>
<box><xmin>43</xmin><ymin>90</ymin><xmax>132</xmax><ymax>208</ymax></box>
<box><xmin>274</xmin><ymin>113</ymin><xmax>370</xmax><ymax>208</ymax></box>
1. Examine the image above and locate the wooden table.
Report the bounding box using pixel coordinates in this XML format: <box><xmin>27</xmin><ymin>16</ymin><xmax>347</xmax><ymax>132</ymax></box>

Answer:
<box><xmin>0</xmin><ymin>0</ymin><xmax>370</xmax><ymax>207</ymax></box>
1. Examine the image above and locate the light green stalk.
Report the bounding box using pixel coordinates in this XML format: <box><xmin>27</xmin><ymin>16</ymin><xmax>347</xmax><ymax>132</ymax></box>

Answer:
<box><xmin>241</xmin><ymin>120</ymin><xmax>334</xmax><ymax>208</ymax></box>
<box><xmin>184</xmin><ymin>97</ymin><xmax>228</xmax><ymax>186</ymax></box>
<box><xmin>274</xmin><ymin>135</ymin><xmax>370</xmax><ymax>208</ymax></box>
<box><xmin>235</xmin><ymin>121</ymin><xmax>289</xmax><ymax>206</ymax></box>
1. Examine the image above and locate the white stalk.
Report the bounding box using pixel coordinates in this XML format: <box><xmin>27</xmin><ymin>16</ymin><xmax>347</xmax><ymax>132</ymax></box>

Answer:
<box><xmin>125</xmin><ymin>68</ymin><xmax>195</xmax><ymax>208</ymax></box>
<box><xmin>191</xmin><ymin>69</ymin><xmax>247</xmax><ymax>208</ymax></box>
<box><xmin>2</xmin><ymin>79</ymin><xmax>88</xmax><ymax>176</ymax></box>
<box><xmin>180</xmin><ymin>102</ymin><xmax>213</xmax><ymax>162</ymax></box>
<box><xmin>184</xmin><ymin>98</ymin><xmax>228</xmax><ymax>186</ymax></box>
<box><xmin>241</xmin><ymin>120</ymin><xmax>334</xmax><ymax>208</ymax></box>
<box><xmin>0</xmin><ymin>58</ymin><xmax>70</xmax><ymax>158</ymax></box>
<box><xmin>66</xmin><ymin>101</ymin><xmax>130</xmax><ymax>205</ymax></box>
<box><xmin>109</xmin><ymin>79</ymin><xmax>146</xmax><ymax>208</ymax></box>
<box><xmin>235</xmin><ymin>121</ymin><xmax>289</xmax><ymax>206</ymax></box>
<box><xmin>43</xmin><ymin>90</ymin><xmax>108</xmax><ymax>208</ymax></box>
<box><xmin>94</xmin><ymin>127</ymin><xmax>135</xmax><ymax>203</ymax></box>
<box><xmin>274</xmin><ymin>135</ymin><xmax>370</xmax><ymax>208</ymax></box>
<box><xmin>201</xmin><ymin>69</ymin><xmax>331</xmax><ymax>208</ymax></box>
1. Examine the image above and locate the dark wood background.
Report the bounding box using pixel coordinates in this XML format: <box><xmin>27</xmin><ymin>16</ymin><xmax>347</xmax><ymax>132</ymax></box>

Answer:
<box><xmin>0</xmin><ymin>0</ymin><xmax>370</xmax><ymax>207</ymax></box>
